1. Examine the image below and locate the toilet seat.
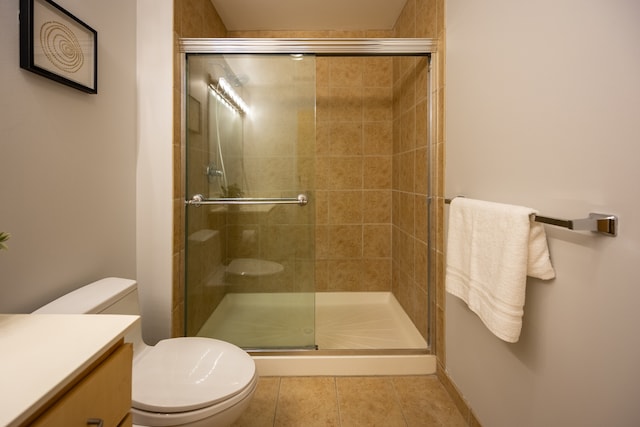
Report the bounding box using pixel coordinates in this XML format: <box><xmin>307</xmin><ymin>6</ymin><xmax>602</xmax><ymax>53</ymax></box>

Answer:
<box><xmin>132</xmin><ymin>337</ymin><xmax>256</xmax><ymax>413</ymax></box>
<box><xmin>131</xmin><ymin>373</ymin><xmax>257</xmax><ymax>427</ymax></box>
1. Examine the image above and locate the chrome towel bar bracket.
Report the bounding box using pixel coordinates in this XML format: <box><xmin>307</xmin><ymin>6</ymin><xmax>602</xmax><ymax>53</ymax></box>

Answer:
<box><xmin>186</xmin><ymin>194</ymin><xmax>308</xmax><ymax>207</ymax></box>
<box><xmin>532</xmin><ymin>213</ymin><xmax>617</xmax><ymax>237</ymax></box>
<box><xmin>444</xmin><ymin>198</ymin><xmax>618</xmax><ymax>237</ymax></box>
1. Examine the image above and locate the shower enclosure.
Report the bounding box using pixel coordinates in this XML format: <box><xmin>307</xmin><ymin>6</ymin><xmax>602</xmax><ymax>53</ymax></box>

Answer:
<box><xmin>182</xmin><ymin>39</ymin><xmax>436</xmax><ymax>354</ymax></box>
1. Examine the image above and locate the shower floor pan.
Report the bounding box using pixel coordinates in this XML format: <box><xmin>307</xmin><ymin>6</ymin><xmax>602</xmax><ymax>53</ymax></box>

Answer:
<box><xmin>196</xmin><ymin>292</ymin><xmax>434</xmax><ymax>376</ymax></box>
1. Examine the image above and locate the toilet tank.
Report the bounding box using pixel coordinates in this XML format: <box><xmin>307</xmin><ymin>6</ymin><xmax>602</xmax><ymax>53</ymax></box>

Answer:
<box><xmin>33</xmin><ymin>277</ymin><xmax>140</xmax><ymax>315</ymax></box>
<box><xmin>33</xmin><ymin>277</ymin><xmax>147</xmax><ymax>356</ymax></box>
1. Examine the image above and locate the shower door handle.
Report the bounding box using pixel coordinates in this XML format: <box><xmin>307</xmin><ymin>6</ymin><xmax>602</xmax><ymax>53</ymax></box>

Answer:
<box><xmin>186</xmin><ymin>194</ymin><xmax>308</xmax><ymax>207</ymax></box>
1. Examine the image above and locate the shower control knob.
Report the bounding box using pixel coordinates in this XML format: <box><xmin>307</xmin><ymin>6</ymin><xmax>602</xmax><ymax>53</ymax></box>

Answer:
<box><xmin>206</xmin><ymin>163</ymin><xmax>224</xmax><ymax>177</ymax></box>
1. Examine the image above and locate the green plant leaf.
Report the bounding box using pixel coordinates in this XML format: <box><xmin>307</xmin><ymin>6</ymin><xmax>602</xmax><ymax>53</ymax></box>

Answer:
<box><xmin>0</xmin><ymin>232</ymin><xmax>10</xmax><ymax>251</ymax></box>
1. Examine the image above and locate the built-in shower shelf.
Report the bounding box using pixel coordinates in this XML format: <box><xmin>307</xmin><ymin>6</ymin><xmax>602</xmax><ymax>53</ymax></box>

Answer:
<box><xmin>226</xmin><ymin>258</ymin><xmax>284</xmax><ymax>277</ymax></box>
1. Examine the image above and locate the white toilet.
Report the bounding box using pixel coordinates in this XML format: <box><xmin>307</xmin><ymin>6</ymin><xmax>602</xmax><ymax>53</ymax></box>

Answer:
<box><xmin>33</xmin><ymin>277</ymin><xmax>257</xmax><ymax>427</ymax></box>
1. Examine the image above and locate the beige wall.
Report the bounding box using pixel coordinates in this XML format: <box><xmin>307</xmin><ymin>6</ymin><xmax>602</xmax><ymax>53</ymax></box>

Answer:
<box><xmin>445</xmin><ymin>0</ymin><xmax>640</xmax><ymax>425</ymax></box>
<box><xmin>0</xmin><ymin>0</ymin><xmax>137</xmax><ymax>312</ymax></box>
<box><xmin>137</xmin><ymin>0</ymin><xmax>175</xmax><ymax>344</ymax></box>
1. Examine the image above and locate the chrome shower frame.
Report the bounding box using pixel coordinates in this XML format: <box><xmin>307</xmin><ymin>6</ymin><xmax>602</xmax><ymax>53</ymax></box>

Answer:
<box><xmin>180</xmin><ymin>37</ymin><xmax>436</xmax><ymax>55</ymax></box>
<box><xmin>179</xmin><ymin>37</ymin><xmax>439</xmax><ymax>357</ymax></box>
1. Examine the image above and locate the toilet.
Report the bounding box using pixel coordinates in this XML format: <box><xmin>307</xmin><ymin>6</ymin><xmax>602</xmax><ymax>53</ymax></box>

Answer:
<box><xmin>33</xmin><ymin>277</ymin><xmax>257</xmax><ymax>427</ymax></box>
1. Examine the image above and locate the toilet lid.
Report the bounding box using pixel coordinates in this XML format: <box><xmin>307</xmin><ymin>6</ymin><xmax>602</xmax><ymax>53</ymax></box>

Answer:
<box><xmin>132</xmin><ymin>337</ymin><xmax>256</xmax><ymax>413</ymax></box>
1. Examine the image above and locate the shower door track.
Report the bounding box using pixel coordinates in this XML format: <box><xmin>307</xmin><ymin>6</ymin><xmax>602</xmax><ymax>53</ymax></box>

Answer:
<box><xmin>247</xmin><ymin>348</ymin><xmax>430</xmax><ymax>356</ymax></box>
<box><xmin>179</xmin><ymin>37</ymin><xmax>437</xmax><ymax>55</ymax></box>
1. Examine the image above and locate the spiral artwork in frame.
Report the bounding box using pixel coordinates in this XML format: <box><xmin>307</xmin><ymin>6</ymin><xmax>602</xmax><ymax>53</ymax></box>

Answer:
<box><xmin>20</xmin><ymin>0</ymin><xmax>97</xmax><ymax>94</ymax></box>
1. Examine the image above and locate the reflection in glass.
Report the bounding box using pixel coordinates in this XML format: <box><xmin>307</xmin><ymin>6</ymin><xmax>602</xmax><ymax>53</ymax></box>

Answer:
<box><xmin>185</xmin><ymin>54</ymin><xmax>316</xmax><ymax>350</ymax></box>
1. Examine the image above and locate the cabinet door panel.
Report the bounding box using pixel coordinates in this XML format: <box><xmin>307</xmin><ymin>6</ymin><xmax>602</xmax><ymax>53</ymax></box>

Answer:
<box><xmin>33</xmin><ymin>343</ymin><xmax>132</xmax><ymax>427</ymax></box>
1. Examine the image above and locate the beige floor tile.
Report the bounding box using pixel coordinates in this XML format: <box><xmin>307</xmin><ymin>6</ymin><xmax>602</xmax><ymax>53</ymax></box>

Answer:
<box><xmin>337</xmin><ymin>377</ymin><xmax>407</xmax><ymax>427</ymax></box>
<box><xmin>233</xmin><ymin>377</ymin><xmax>281</xmax><ymax>427</ymax></box>
<box><xmin>275</xmin><ymin>377</ymin><xmax>340</xmax><ymax>426</ymax></box>
<box><xmin>233</xmin><ymin>375</ymin><xmax>467</xmax><ymax>427</ymax></box>
<box><xmin>392</xmin><ymin>376</ymin><xmax>467</xmax><ymax>427</ymax></box>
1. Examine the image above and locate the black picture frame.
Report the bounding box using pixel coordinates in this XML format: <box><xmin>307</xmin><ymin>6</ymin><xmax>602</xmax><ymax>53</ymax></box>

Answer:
<box><xmin>19</xmin><ymin>0</ymin><xmax>98</xmax><ymax>94</ymax></box>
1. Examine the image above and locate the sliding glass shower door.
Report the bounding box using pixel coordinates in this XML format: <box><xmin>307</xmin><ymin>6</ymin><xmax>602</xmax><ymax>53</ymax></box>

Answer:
<box><xmin>184</xmin><ymin>53</ymin><xmax>316</xmax><ymax>350</ymax></box>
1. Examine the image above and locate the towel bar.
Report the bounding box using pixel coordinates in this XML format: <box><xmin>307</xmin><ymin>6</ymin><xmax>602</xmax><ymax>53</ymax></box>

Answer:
<box><xmin>186</xmin><ymin>193</ymin><xmax>308</xmax><ymax>207</ymax></box>
<box><xmin>444</xmin><ymin>198</ymin><xmax>618</xmax><ymax>237</ymax></box>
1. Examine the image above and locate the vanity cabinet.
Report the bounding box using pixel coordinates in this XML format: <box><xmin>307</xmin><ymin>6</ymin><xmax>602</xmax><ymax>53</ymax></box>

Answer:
<box><xmin>0</xmin><ymin>314</ymin><xmax>138</xmax><ymax>427</ymax></box>
<box><xmin>31</xmin><ymin>342</ymin><xmax>132</xmax><ymax>427</ymax></box>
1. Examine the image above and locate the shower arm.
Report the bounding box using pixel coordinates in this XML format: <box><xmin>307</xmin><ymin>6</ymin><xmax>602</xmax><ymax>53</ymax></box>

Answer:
<box><xmin>186</xmin><ymin>194</ymin><xmax>308</xmax><ymax>207</ymax></box>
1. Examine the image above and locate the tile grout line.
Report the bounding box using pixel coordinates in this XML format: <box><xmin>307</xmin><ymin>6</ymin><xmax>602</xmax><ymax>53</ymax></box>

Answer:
<box><xmin>272</xmin><ymin>377</ymin><xmax>282</xmax><ymax>427</ymax></box>
<box><xmin>390</xmin><ymin>377</ymin><xmax>410</xmax><ymax>427</ymax></box>
<box><xmin>334</xmin><ymin>377</ymin><xmax>343</xmax><ymax>426</ymax></box>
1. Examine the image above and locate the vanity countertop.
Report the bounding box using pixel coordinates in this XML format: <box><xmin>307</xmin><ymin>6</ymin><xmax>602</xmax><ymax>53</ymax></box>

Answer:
<box><xmin>0</xmin><ymin>314</ymin><xmax>139</xmax><ymax>427</ymax></box>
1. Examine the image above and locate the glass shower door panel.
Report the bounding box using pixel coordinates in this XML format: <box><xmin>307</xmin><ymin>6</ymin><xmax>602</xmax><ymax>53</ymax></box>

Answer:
<box><xmin>185</xmin><ymin>53</ymin><xmax>316</xmax><ymax>350</ymax></box>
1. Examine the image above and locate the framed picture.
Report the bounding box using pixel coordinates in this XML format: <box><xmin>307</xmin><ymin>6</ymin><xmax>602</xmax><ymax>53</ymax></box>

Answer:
<box><xmin>19</xmin><ymin>0</ymin><xmax>97</xmax><ymax>94</ymax></box>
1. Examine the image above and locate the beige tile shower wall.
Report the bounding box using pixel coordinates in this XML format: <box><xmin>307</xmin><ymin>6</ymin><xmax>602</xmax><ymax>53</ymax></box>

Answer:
<box><xmin>229</xmin><ymin>30</ymin><xmax>396</xmax><ymax>295</ymax></box>
<box><xmin>173</xmin><ymin>0</ymin><xmax>228</xmax><ymax>337</ymax></box>
<box><xmin>391</xmin><ymin>0</ymin><xmax>440</xmax><ymax>343</ymax></box>
<box><xmin>314</xmin><ymin>56</ymin><xmax>395</xmax><ymax>292</ymax></box>
<box><xmin>221</xmin><ymin>55</ymin><xmax>317</xmax><ymax>296</ymax></box>
<box><xmin>390</xmin><ymin>55</ymin><xmax>430</xmax><ymax>339</ymax></box>
<box><xmin>183</xmin><ymin>57</ymin><xmax>228</xmax><ymax>335</ymax></box>
<box><xmin>229</xmin><ymin>27</ymin><xmax>437</xmax><ymax>340</ymax></box>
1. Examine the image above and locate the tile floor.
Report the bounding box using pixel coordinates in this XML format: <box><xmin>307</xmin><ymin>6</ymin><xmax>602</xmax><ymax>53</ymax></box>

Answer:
<box><xmin>232</xmin><ymin>375</ymin><xmax>467</xmax><ymax>427</ymax></box>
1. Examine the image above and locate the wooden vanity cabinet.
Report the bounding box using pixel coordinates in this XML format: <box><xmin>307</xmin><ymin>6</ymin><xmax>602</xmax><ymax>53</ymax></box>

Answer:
<box><xmin>29</xmin><ymin>342</ymin><xmax>133</xmax><ymax>427</ymax></box>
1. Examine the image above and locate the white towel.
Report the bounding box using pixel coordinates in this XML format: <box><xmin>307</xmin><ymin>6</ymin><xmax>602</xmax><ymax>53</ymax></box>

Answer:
<box><xmin>445</xmin><ymin>198</ymin><xmax>555</xmax><ymax>343</ymax></box>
